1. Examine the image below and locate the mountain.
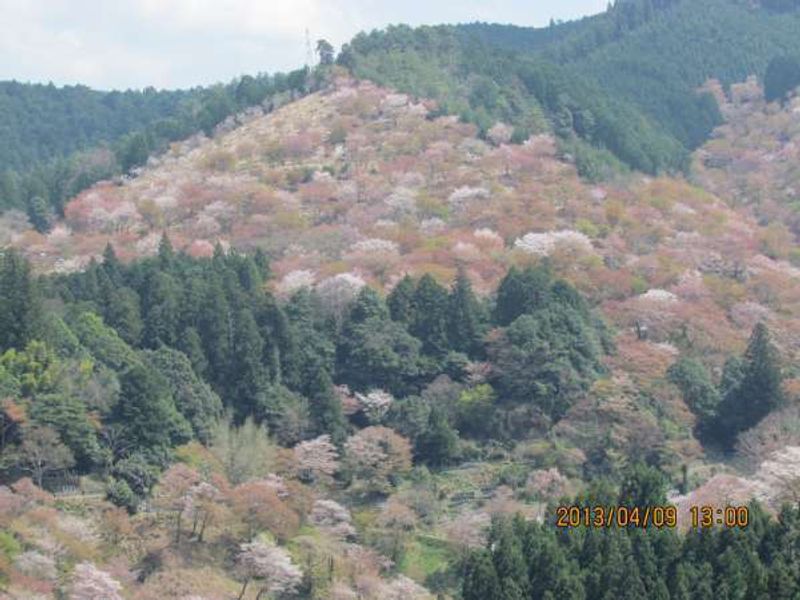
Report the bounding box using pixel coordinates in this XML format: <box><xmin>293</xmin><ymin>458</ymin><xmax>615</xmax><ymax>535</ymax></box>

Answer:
<box><xmin>6</xmin><ymin>3</ymin><xmax>800</xmax><ymax>597</ymax></box>
<box><xmin>8</xmin><ymin>74</ymin><xmax>800</xmax><ymax>460</ymax></box>
<box><xmin>341</xmin><ymin>0</ymin><xmax>800</xmax><ymax>177</ymax></box>
<box><xmin>0</xmin><ymin>69</ymin><xmax>313</xmax><ymax>220</ymax></box>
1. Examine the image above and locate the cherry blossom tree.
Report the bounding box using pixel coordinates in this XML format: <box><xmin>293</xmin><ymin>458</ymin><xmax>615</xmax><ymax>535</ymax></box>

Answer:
<box><xmin>69</xmin><ymin>562</ymin><xmax>124</xmax><ymax>600</ymax></box>
<box><xmin>293</xmin><ymin>435</ymin><xmax>339</xmax><ymax>484</ymax></box>
<box><xmin>344</xmin><ymin>426</ymin><xmax>412</xmax><ymax>493</ymax></box>
<box><xmin>309</xmin><ymin>499</ymin><xmax>356</xmax><ymax>539</ymax></box>
<box><xmin>236</xmin><ymin>541</ymin><xmax>303</xmax><ymax>600</ymax></box>
<box><xmin>487</xmin><ymin>122</ymin><xmax>513</xmax><ymax>147</ymax></box>
<box><xmin>155</xmin><ymin>463</ymin><xmax>201</xmax><ymax>542</ymax></box>
<box><xmin>354</xmin><ymin>390</ymin><xmax>394</xmax><ymax>424</ymax></box>
<box><xmin>230</xmin><ymin>479</ymin><xmax>299</xmax><ymax>542</ymax></box>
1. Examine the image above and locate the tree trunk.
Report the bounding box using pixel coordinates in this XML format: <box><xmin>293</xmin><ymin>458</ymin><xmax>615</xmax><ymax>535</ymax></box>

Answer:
<box><xmin>237</xmin><ymin>579</ymin><xmax>249</xmax><ymax>600</ymax></box>
<box><xmin>175</xmin><ymin>511</ymin><xmax>182</xmax><ymax>543</ymax></box>
<box><xmin>198</xmin><ymin>513</ymin><xmax>209</xmax><ymax>542</ymax></box>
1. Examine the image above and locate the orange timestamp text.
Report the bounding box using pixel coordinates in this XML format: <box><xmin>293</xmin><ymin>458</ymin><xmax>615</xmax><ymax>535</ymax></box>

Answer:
<box><xmin>555</xmin><ymin>505</ymin><xmax>678</xmax><ymax>529</ymax></box>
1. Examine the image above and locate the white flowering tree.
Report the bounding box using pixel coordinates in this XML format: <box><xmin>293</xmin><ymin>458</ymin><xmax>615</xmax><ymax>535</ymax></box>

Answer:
<box><xmin>69</xmin><ymin>562</ymin><xmax>124</xmax><ymax>600</ymax></box>
<box><xmin>487</xmin><ymin>122</ymin><xmax>514</xmax><ymax>147</ymax></box>
<box><xmin>293</xmin><ymin>435</ymin><xmax>339</xmax><ymax>484</ymax></box>
<box><xmin>309</xmin><ymin>499</ymin><xmax>357</xmax><ymax>540</ymax></box>
<box><xmin>344</xmin><ymin>427</ymin><xmax>412</xmax><ymax>493</ymax></box>
<box><xmin>354</xmin><ymin>390</ymin><xmax>394</xmax><ymax>423</ymax></box>
<box><xmin>316</xmin><ymin>273</ymin><xmax>366</xmax><ymax>323</ymax></box>
<box><xmin>236</xmin><ymin>541</ymin><xmax>303</xmax><ymax>600</ymax></box>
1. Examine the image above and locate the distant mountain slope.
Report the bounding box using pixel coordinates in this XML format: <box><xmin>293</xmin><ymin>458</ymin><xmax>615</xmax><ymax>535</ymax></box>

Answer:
<box><xmin>0</xmin><ymin>69</ymin><xmax>312</xmax><ymax>219</ymax></box>
<box><xmin>342</xmin><ymin>0</ymin><xmax>800</xmax><ymax>177</ymax></box>
<box><xmin>694</xmin><ymin>78</ymin><xmax>800</xmax><ymax>236</ymax></box>
<box><xmin>0</xmin><ymin>81</ymin><xmax>195</xmax><ymax>171</ymax></box>
<box><xmin>340</xmin><ymin>25</ymin><xmax>687</xmax><ymax>178</ymax></box>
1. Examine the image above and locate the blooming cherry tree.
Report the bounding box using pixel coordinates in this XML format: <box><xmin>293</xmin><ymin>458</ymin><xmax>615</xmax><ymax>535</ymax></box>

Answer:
<box><xmin>69</xmin><ymin>562</ymin><xmax>124</xmax><ymax>600</ymax></box>
<box><xmin>293</xmin><ymin>435</ymin><xmax>339</xmax><ymax>484</ymax></box>
<box><xmin>236</xmin><ymin>541</ymin><xmax>303</xmax><ymax>600</ymax></box>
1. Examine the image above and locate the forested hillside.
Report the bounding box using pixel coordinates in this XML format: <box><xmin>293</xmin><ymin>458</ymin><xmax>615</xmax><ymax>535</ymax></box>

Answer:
<box><xmin>341</xmin><ymin>0</ymin><xmax>800</xmax><ymax>178</ymax></box>
<box><xmin>0</xmin><ymin>68</ymin><xmax>313</xmax><ymax>224</ymax></box>
<box><xmin>5</xmin><ymin>1</ymin><xmax>800</xmax><ymax>597</ymax></box>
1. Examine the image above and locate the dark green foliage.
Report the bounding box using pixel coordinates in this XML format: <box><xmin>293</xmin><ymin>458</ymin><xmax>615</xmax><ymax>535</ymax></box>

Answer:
<box><xmin>447</xmin><ymin>270</ymin><xmax>487</xmax><ymax>358</ymax></box>
<box><xmin>494</xmin><ymin>265</ymin><xmax>553</xmax><ymax>326</ymax></box>
<box><xmin>489</xmin><ymin>271</ymin><xmax>604</xmax><ymax>421</ymax></box>
<box><xmin>667</xmin><ymin>356</ymin><xmax>720</xmax><ymax>426</ymax></box>
<box><xmin>253</xmin><ymin>383</ymin><xmax>308</xmax><ymax>445</ymax></box>
<box><xmin>68</xmin><ymin>311</ymin><xmax>139</xmax><ymax>371</ymax></box>
<box><xmin>3</xmin><ymin>249</ymin><xmax>614</xmax><ymax>481</ymax></box>
<box><xmin>143</xmin><ymin>347</ymin><xmax>223</xmax><ymax>443</ymax></box>
<box><xmin>106</xmin><ymin>478</ymin><xmax>138</xmax><ymax>513</ymax></box>
<box><xmin>141</xmin><ymin>271</ymin><xmax>180</xmax><ymax>348</ymax></box>
<box><xmin>115</xmin><ymin>363</ymin><xmax>191</xmax><ymax>453</ymax></box>
<box><xmin>465</xmin><ymin>501</ymin><xmax>800</xmax><ymax>600</ymax></box>
<box><xmin>415</xmin><ymin>406</ymin><xmax>459</xmax><ymax>466</ymax></box>
<box><xmin>618</xmin><ymin>462</ymin><xmax>668</xmax><ymax>508</ymax></box>
<box><xmin>410</xmin><ymin>275</ymin><xmax>451</xmax><ymax>358</ymax></box>
<box><xmin>765</xmin><ymin>55</ymin><xmax>800</xmax><ymax>103</ymax></box>
<box><xmin>307</xmin><ymin>368</ymin><xmax>347</xmax><ymax>444</ymax></box>
<box><xmin>282</xmin><ymin>289</ymin><xmax>336</xmax><ymax>395</ymax></box>
<box><xmin>26</xmin><ymin>195</ymin><xmax>53</xmax><ymax>233</ymax></box>
<box><xmin>107</xmin><ymin>453</ymin><xmax>159</xmax><ymax>512</ymax></box>
<box><xmin>715</xmin><ymin>323</ymin><xmax>784</xmax><ymax>446</ymax></box>
<box><xmin>463</xmin><ymin>550</ymin><xmax>503</xmax><ymax>600</ymax></box>
<box><xmin>337</xmin><ymin>288</ymin><xmax>421</xmax><ymax>396</ymax></box>
<box><xmin>229</xmin><ymin>308</ymin><xmax>268</xmax><ymax>419</ymax></box>
<box><xmin>0</xmin><ymin>250</ymin><xmax>42</xmax><ymax>352</ymax></box>
<box><xmin>111</xmin><ymin>454</ymin><xmax>159</xmax><ymax>499</ymax></box>
<box><xmin>29</xmin><ymin>391</ymin><xmax>100</xmax><ymax>469</ymax></box>
<box><xmin>387</xmin><ymin>275</ymin><xmax>416</xmax><ymax>325</ymax></box>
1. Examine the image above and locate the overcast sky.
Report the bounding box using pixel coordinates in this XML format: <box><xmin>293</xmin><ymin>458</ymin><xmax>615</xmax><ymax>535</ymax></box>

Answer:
<box><xmin>0</xmin><ymin>0</ymin><xmax>608</xmax><ymax>90</ymax></box>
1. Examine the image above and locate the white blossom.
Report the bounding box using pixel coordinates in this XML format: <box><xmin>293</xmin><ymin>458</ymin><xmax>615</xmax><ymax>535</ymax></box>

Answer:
<box><xmin>514</xmin><ymin>230</ymin><xmax>593</xmax><ymax>257</ymax></box>
<box><xmin>350</xmin><ymin>238</ymin><xmax>400</xmax><ymax>254</ymax></box>
<box><xmin>135</xmin><ymin>232</ymin><xmax>162</xmax><ymax>256</ymax></box>
<box><xmin>487</xmin><ymin>122</ymin><xmax>514</xmax><ymax>146</ymax></box>
<box><xmin>294</xmin><ymin>435</ymin><xmax>339</xmax><ymax>481</ymax></box>
<box><xmin>277</xmin><ymin>270</ymin><xmax>316</xmax><ymax>295</ymax></box>
<box><xmin>237</xmin><ymin>541</ymin><xmax>303</xmax><ymax>597</ymax></box>
<box><xmin>381</xmin><ymin>575</ymin><xmax>433</xmax><ymax>599</ymax></box>
<box><xmin>473</xmin><ymin>228</ymin><xmax>504</xmax><ymax>245</ymax></box>
<box><xmin>384</xmin><ymin>187</ymin><xmax>417</xmax><ymax>213</ymax></box>
<box><xmin>354</xmin><ymin>390</ymin><xmax>394</xmax><ymax>422</ymax></box>
<box><xmin>420</xmin><ymin>218</ymin><xmax>447</xmax><ymax>234</ymax></box>
<box><xmin>69</xmin><ymin>562</ymin><xmax>124</xmax><ymax>600</ymax></box>
<box><xmin>15</xmin><ymin>550</ymin><xmax>57</xmax><ymax>580</ymax></box>
<box><xmin>310</xmin><ymin>499</ymin><xmax>356</xmax><ymax>539</ymax></box>
<box><xmin>525</xmin><ymin>468</ymin><xmax>569</xmax><ymax>500</ymax></box>
<box><xmin>316</xmin><ymin>273</ymin><xmax>366</xmax><ymax>318</ymax></box>
<box><xmin>448</xmin><ymin>186</ymin><xmax>490</xmax><ymax>209</ymax></box>
<box><xmin>639</xmin><ymin>289</ymin><xmax>678</xmax><ymax>302</ymax></box>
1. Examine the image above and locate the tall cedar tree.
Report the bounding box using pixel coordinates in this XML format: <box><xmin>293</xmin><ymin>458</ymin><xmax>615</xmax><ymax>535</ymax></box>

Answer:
<box><xmin>493</xmin><ymin>265</ymin><xmax>552</xmax><ymax>326</ymax></box>
<box><xmin>447</xmin><ymin>269</ymin><xmax>487</xmax><ymax>358</ymax></box>
<box><xmin>410</xmin><ymin>274</ymin><xmax>450</xmax><ymax>357</ymax></box>
<box><xmin>307</xmin><ymin>368</ymin><xmax>346</xmax><ymax>444</ymax></box>
<box><xmin>199</xmin><ymin>276</ymin><xmax>233</xmax><ymax>393</ymax></box>
<box><xmin>716</xmin><ymin>322</ymin><xmax>783</xmax><ymax>445</ymax></box>
<box><xmin>230</xmin><ymin>308</ymin><xmax>268</xmax><ymax>419</ymax></box>
<box><xmin>115</xmin><ymin>363</ymin><xmax>191</xmax><ymax>453</ymax></box>
<box><xmin>387</xmin><ymin>275</ymin><xmax>415</xmax><ymax>324</ymax></box>
<box><xmin>141</xmin><ymin>270</ymin><xmax>179</xmax><ymax>348</ymax></box>
<box><xmin>0</xmin><ymin>249</ymin><xmax>42</xmax><ymax>352</ymax></box>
